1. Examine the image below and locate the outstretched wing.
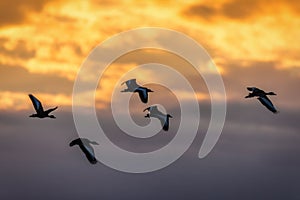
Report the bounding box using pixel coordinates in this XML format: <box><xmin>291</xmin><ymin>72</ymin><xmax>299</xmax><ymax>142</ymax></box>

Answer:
<box><xmin>155</xmin><ymin>114</ymin><xmax>170</xmax><ymax>131</ymax></box>
<box><xmin>82</xmin><ymin>144</ymin><xmax>97</xmax><ymax>164</ymax></box>
<box><xmin>146</xmin><ymin>106</ymin><xmax>170</xmax><ymax>131</ymax></box>
<box><xmin>45</xmin><ymin>106</ymin><xmax>58</xmax><ymax>115</ymax></box>
<box><xmin>136</xmin><ymin>87</ymin><xmax>149</xmax><ymax>103</ymax></box>
<box><xmin>69</xmin><ymin>138</ymin><xmax>97</xmax><ymax>164</ymax></box>
<box><xmin>162</xmin><ymin>118</ymin><xmax>170</xmax><ymax>131</ymax></box>
<box><xmin>28</xmin><ymin>94</ymin><xmax>44</xmax><ymax>113</ymax></box>
<box><xmin>122</xmin><ymin>79</ymin><xmax>139</xmax><ymax>89</ymax></box>
<box><xmin>143</xmin><ymin>105</ymin><xmax>159</xmax><ymax>113</ymax></box>
<box><xmin>258</xmin><ymin>96</ymin><xmax>278</xmax><ymax>113</ymax></box>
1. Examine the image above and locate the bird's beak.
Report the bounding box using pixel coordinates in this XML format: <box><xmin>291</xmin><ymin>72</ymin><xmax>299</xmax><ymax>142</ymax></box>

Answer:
<box><xmin>143</xmin><ymin>107</ymin><xmax>150</xmax><ymax>112</ymax></box>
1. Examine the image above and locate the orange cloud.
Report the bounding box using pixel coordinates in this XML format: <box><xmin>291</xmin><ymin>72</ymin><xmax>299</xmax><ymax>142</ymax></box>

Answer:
<box><xmin>0</xmin><ymin>0</ymin><xmax>299</xmax><ymax>111</ymax></box>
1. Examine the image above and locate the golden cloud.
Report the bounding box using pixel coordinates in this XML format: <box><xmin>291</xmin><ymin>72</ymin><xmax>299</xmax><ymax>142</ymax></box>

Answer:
<box><xmin>0</xmin><ymin>0</ymin><xmax>299</xmax><ymax>111</ymax></box>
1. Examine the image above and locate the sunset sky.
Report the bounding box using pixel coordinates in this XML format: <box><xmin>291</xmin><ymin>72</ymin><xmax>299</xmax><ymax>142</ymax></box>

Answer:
<box><xmin>0</xmin><ymin>1</ymin><xmax>300</xmax><ymax>199</ymax></box>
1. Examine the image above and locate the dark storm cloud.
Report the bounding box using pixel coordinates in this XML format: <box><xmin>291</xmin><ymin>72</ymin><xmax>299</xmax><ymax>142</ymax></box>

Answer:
<box><xmin>0</xmin><ymin>0</ymin><xmax>56</xmax><ymax>27</ymax></box>
<box><xmin>0</xmin><ymin>64</ymin><xmax>73</xmax><ymax>94</ymax></box>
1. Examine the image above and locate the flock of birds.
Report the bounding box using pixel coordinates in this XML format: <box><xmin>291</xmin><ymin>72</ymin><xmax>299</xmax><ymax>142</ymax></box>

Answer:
<box><xmin>27</xmin><ymin>78</ymin><xmax>279</xmax><ymax>164</ymax></box>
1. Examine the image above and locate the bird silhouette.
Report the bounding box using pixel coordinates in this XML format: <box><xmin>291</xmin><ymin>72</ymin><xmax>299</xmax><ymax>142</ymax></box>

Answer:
<box><xmin>121</xmin><ymin>79</ymin><xmax>153</xmax><ymax>103</ymax></box>
<box><xmin>245</xmin><ymin>87</ymin><xmax>278</xmax><ymax>113</ymax></box>
<box><xmin>69</xmin><ymin>138</ymin><xmax>99</xmax><ymax>164</ymax></box>
<box><xmin>28</xmin><ymin>94</ymin><xmax>58</xmax><ymax>118</ymax></box>
<box><xmin>143</xmin><ymin>105</ymin><xmax>173</xmax><ymax>131</ymax></box>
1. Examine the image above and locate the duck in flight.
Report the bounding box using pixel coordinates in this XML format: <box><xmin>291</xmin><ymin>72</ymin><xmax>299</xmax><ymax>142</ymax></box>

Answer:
<box><xmin>121</xmin><ymin>79</ymin><xmax>153</xmax><ymax>103</ymax></box>
<box><xmin>69</xmin><ymin>138</ymin><xmax>99</xmax><ymax>164</ymax></box>
<box><xmin>245</xmin><ymin>87</ymin><xmax>278</xmax><ymax>113</ymax></box>
<box><xmin>28</xmin><ymin>94</ymin><xmax>58</xmax><ymax>118</ymax></box>
<box><xmin>144</xmin><ymin>105</ymin><xmax>173</xmax><ymax>131</ymax></box>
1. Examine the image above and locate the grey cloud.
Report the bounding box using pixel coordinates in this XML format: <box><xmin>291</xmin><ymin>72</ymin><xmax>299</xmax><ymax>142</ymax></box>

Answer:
<box><xmin>221</xmin><ymin>60</ymin><xmax>300</xmax><ymax>109</ymax></box>
<box><xmin>1</xmin><ymin>100</ymin><xmax>300</xmax><ymax>199</ymax></box>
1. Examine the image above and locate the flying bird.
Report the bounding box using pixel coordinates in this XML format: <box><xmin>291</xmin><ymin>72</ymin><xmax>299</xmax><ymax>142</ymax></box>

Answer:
<box><xmin>245</xmin><ymin>87</ymin><xmax>278</xmax><ymax>113</ymax></box>
<box><xmin>143</xmin><ymin>105</ymin><xmax>173</xmax><ymax>131</ymax></box>
<box><xmin>69</xmin><ymin>138</ymin><xmax>99</xmax><ymax>164</ymax></box>
<box><xmin>28</xmin><ymin>94</ymin><xmax>58</xmax><ymax>118</ymax></box>
<box><xmin>121</xmin><ymin>79</ymin><xmax>153</xmax><ymax>103</ymax></box>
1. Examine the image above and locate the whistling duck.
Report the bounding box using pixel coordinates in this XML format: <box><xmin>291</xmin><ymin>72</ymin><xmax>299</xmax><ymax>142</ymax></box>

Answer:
<box><xmin>69</xmin><ymin>138</ymin><xmax>99</xmax><ymax>164</ymax></box>
<box><xmin>143</xmin><ymin>105</ymin><xmax>173</xmax><ymax>131</ymax></box>
<box><xmin>28</xmin><ymin>94</ymin><xmax>58</xmax><ymax>118</ymax></box>
<box><xmin>121</xmin><ymin>79</ymin><xmax>153</xmax><ymax>103</ymax></box>
<box><xmin>245</xmin><ymin>87</ymin><xmax>278</xmax><ymax>113</ymax></box>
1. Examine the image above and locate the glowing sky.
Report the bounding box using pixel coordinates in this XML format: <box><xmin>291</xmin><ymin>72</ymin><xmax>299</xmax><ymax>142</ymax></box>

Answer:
<box><xmin>0</xmin><ymin>0</ymin><xmax>299</xmax><ymax>110</ymax></box>
<box><xmin>1</xmin><ymin>1</ymin><xmax>300</xmax><ymax>199</ymax></box>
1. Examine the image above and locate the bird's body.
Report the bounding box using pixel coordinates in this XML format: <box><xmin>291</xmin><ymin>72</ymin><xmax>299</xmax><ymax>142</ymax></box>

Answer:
<box><xmin>144</xmin><ymin>106</ymin><xmax>173</xmax><ymax>131</ymax></box>
<box><xmin>121</xmin><ymin>79</ymin><xmax>153</xmax><ymax>103</ymax></box>
<box><xmin>28</xmin><ymin>94</ymin><xmax>57</xmax><ymax>118</ymax></box>
<box><xmin>69</xmin><ymin>138</ymin><xmax>99</xmax><ymax>164</ymax></box>
<box><xmin>245</xmin><ymin>87</ymin><xmax>278</xmax><ymax>113</ymax></box>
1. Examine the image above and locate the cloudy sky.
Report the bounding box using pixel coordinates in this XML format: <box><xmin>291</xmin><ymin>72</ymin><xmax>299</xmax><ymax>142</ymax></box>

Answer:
<box><xmin>0</xmin><ymin>0</ymin><xmax>300</xmax><ymax>199</ymax></box>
